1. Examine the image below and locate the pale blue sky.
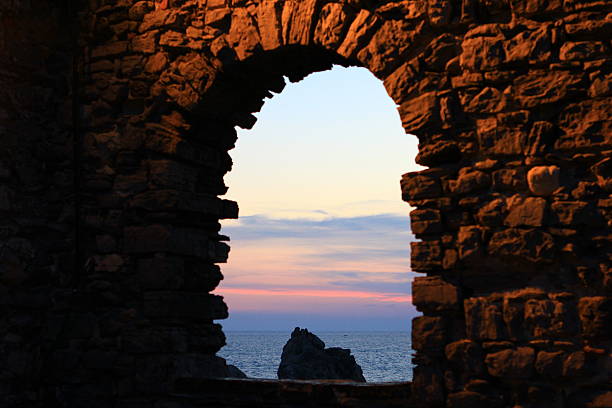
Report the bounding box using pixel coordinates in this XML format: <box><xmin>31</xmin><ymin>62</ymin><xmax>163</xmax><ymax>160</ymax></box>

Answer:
<box><xmin>217</xmin><ymin>66</ymin><xmax>423</xmax><ymax>331</ymax></box>
<box><xmin>222</xmin><ymin>65</ymin><xmax>423</xmax><ymax>220</ymax></box>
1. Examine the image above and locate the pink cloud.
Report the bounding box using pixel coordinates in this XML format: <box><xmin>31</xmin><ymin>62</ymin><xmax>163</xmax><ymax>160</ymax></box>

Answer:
<box><xmin>216</xmin><ymin>287</ymin><xmax>412</xmax><ymax>303</ymax></box>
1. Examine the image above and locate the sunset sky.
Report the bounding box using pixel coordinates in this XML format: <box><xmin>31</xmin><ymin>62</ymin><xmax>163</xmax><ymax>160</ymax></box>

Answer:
<box><xmin>215</xmin><ymin>66</ymin><xmax>424</xmax><ymax>331</ymax></box>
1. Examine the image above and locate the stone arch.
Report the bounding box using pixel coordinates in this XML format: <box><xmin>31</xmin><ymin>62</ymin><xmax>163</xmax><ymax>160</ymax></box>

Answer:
<box><xmin>80</xmin><ymin>1</ymin><xmax>611</xmax><ymax>407</ymax></box>
<box><xmin>1</xmin><ymin>0</ymin><xmax>609</xmax><ymax>407</ymax></box>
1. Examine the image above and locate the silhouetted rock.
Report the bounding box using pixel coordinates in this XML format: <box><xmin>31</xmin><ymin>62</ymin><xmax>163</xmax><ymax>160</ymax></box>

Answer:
<box><xmin>277</xmin><ymin>327</ymin><xmax>366</xmax><ymax>382</ymax></box>
<box><xmin>227</xmin><ymin>364</ymin><xmax>247</xmax><ymax>379</ymax></box>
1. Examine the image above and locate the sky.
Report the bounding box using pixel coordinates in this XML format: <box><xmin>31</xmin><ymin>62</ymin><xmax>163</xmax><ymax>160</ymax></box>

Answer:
<box><xmin>214</xmin><ymin>66</ymin><xmax>424</xmax><ymax>332</ymax></box>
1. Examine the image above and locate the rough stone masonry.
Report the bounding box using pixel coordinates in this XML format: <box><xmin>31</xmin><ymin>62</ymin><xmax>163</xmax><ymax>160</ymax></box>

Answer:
<box><xmin>0</xmin><ymin>0</ymin><xmax>610</xmax><ymax>407</ymax></box>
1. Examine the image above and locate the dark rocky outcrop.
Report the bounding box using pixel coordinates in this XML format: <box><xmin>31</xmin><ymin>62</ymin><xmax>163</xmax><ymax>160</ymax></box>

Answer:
<box><xmin>227</xmin><ymin>364</ymin><xmax>247</xmax><ymax>379</ymax></box>
<box><xmin>277</xmin><ymin>328</ymin><xmax>366</xmax><ymax>382</ymax></box>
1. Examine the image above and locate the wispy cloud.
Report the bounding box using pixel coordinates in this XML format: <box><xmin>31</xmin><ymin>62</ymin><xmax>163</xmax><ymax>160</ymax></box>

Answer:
<box><xmin>223</xmin><ymin>213</ymin><xmax>412</xmax><ymax>238</ymax></box>
<box><xmin>220</xmin><ymin>287</ymin><xmax>412</xmax><ymax>303</ymax></box>
<box><xmin>215</xmin><ymin>213</ymin><xmax>418</xmax><ymax>320</ymax></box>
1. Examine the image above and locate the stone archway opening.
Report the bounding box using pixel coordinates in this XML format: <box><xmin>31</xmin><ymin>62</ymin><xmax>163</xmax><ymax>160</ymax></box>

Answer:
<box><xmin>210</xmin><ymin>63</ymin><xmax>422</xmax><ymax>382</ymax></box>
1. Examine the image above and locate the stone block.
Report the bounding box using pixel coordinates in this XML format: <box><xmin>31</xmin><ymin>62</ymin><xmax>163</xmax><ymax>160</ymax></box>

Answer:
<box><xmin>442</xmin><ymin>249</ymin><xmax>458</xmax><ymax>269</ymax></box>
<box><xmin>358</xmin><ymin>19</ymin><xmax>418</xmax><ymax>76</ymax></box>
<box><xmin>504</xmin><ymin>195</ymin><xmax>547</xmax><ymax>227</ymax></box>
<box><xmin>509</xmin><ymin>0</ymin><xmax>562</xmax><ymax>15</ymax></box>
<box><xmin>205</xmin><ymin>7</ymin><xmax>231</xmax><ymax>29</ymax></box>
<box><xmin>589</xmin><ymin>71</ymin><xmax>612</xmax><ymax>98</ymax></box>
<box><xmin>488</xmin><ymin>228</ymin><xmax>555</xmax><ymax>264</ymax></box>
<box><xmin>337</xmin><ymin>10</ymin><xmax>379</xmax><ymax>59</ymax></box>
<box><xmin>148</xmin><ymin>160</ymin><xmax>198</xmax><ymax>192</ymax></box>
<box><xmin>138</xmin><ymin>255</ymin><xmax>185</xmax><ymax>290</ymax></box>
<box><xmin>313</xmin><ymin>3</ymin><xmax>354</xmax><ymax>49</ymax></box>
<box><xmin>131</xmin><ymin>31</ymin><xmax>158</xmax><ymax>53</ymax></box>
<box><xmin>130</xmin><ymin>190</ymin><xmax>238</xmax><ymax>219</ymax></box>
<box><xmin>527</xmin><ymin>166</ymin><xmax>560</xmax><ymax>196</ymax></box>
<box><xmin>398</xmin><ymin>92</ymin><xmax>440</xmax><ymax>134</ymax></box>
<box><xmin>461</xmin><ymin>86</ymin><xmax>507</xmax><ymax>114</ymax></box>
<box><xmin>139</xmin><ymin>9</ymin><xmax>181</xmax><ymax>33</ymax></box>
<box><xmin>504</xmin><ymin>25</ymin><xmax>553</xmax><ymax>63</ymax></box>
<box><xmin>512</xmin><ymin>70</ymin><xmax>582</xmax><ymax>108</ymax></box>
<box><xmin>138</xmin><ymin>255</ymin><xmax>223</xmax><ymax>292</ymax></box>
<box><xmin>578</xmin><ymin>297</ymin><xmax>612</xmax><ymax>338</ymax></box>
<box><xmin>92</xmin><ymin>41</ymin><xmax>129</xmax><ymax>59</ymax></box>
<box><xmin>550</xmin><ymin>201</ymin><xmax>595</xmax><ymax>226</ymax></box>
<box><xmin>458</xmin><ymin>225</ymin><xmax>483</xmax><ymax>260</ymax></box>
<box><xmin>257</xmin><ymin>0</ymin><xmax>284</xmax><ymax>50</ymax></box>
<box><xmin>556</xmin><ymin>99</ymin><xmax>612</xmax><ymax>151</ymax></box>
<box><xmin>485</xmin><ymin>347</ymin><xmax>535</xmax><ymax>379</ymax></box>
<box><xmin>410</xmin><ymin>208</ymin><xmax>442</xmax><ymax>235</ymax></box>
<box><xmin>411</xmin><ymin>241</ymin><xmax>443</xmax><ymax>271</ymax></box>
<box><xmin>450</xmin><ymin>168</ymin><xmax>490</xmax><ymax>195</ymax></box>
<box><xmin>281</xmin><ymin>0</ymin><xmax>318</xmax><ymax>46</ymax></box>
<box><xmin>228</xmin><ymin>8</ymin><xmax>261</xmax><ymax>60</ymax></box>
<box><xmin>465</xmin><ymin>298</ymin><xmax>505</xmax><ymax>340</ymax></box>
<box><xmin>93</xmin><ymin>254</ymin><xmax>125</xmax><ymax>273</ymax></box>
<box><xmin>143</xmin><ymin>292</ymin><xmax>228</xmax><ymax>321</ymax></box>
<box><xmin>129</xmin><ymin>1</ymin><xmax>152</xmax><ymax>20</ymax></box>
<box><xmin>501</xmin><ymin>289</ymin><xmax>545</xmax><ymax>340</ymax></box>
<box><xmin>460</xmin><ymin>35</ymin><xmax>505</xmax><ymax>71</ymax></box>
<box><xmin>447</xmin><ymin>391</ymin><xmax>500</xmax><ymax>408</ymax></box>
<box><xmin>159</xmin><ymin>30</ymin><xmax>186</xmax><ymax>48</ymax></box>
<box><xmin>383</xmin><ymin>58</ymin><xmax>421</xmax><ymax>102</ymax></box>
<box><xmin>562</xmin><ymin>351</ymin><xmax>592</xmax><ymax>377</ymax></box>
<box><xmin>401</xmin><ymin>171</ymin><xmax>442</xmax><ymax>201</ymax></box>
<box><xmin>121</xmin><ymin>56</ymin><xmax>145</xmax><ymax>76</ymax></box>
<box><xmin>114</xmin><ymin>171</ymin><xmax>148</xmax><ymax>196</ymax></box>
<box><xmin>591</xmin><ymin>157</ymin><xmax>612</xmax><ymax>191</ymax></box>
<box><xmin>427</xmin><ymin>0</ymin><xmax>452</xmax><ymax>26</ymax></box>
<box><xmin>493</xmin><ymin>168</ymin><xmax>527</xmax><ymax>192</ymax></box>
<box><xmin>422</xmin><ymin>33</ymin><xmax>458</xmax><ymax>71</ymax></box>
<box><xmin>476</xmin><ymin>116</ymin><xmax>526</xmax><ymax>156</ymax></box>
<box><xmin>476</xmin><ymin>198</ymin><xmax>506</xmax><ymax>227</ymax></box>
<box><xmin>524</xmin><ymin>298</ymin><xmax>579</xmax><ymax>338</ymax></box>
<box><xmin>412</xmin><ymin>316</ymin><xmax>447</xmax><ymax>351</ymax></box>
<box><xmin>123</xmin><ymin>324</ymin><xmax>225</xmax><ymax>354</ymax></box>
<box><xmin>411</xmin><ymin>365</ymin><xmax>445</xmax><ymax>406</ymax></box>
<box><xmin>559</xmin><ymin>41</ymin><xmax>607</xmax><ymax>61</ymax></box>
<box><xmin>535</xmin><ymin>350</ymin><xmax>565</xmax><ymax>378</ymax></box>
<box><xmin>124</xmin><ymin>225</ymin><xmax>230</xmax><ymax>262</ymax></box>
<box><xmin>445</xmin><ymin>340</ymin><xmax>484</xmax><ymax>375</ymax></box>
<box><xmin>415</xmin><ymin>140</ymin><xmax>461</xmax><ymax>166</ymax></box>
<box><xmin>567</xmin><ymin>390</ymin><xmax>612</xmax><ymax>408</ymax></box>
<box><xmin>526</xmin><ymin>121</ymin><xmax>555</xmax><ymax>157</ymax></box>
<box><xmin>412</xmin><ymin>276</ymin><xmax>460</xmax><ymax>313</ymax></box>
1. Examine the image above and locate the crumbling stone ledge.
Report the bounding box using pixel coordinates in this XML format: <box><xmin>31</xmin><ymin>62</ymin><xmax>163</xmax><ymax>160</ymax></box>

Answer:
<box><xmin>169</xmin><ymin>378</ymin><xmax>413</xmax><ymax>408</ymax></box>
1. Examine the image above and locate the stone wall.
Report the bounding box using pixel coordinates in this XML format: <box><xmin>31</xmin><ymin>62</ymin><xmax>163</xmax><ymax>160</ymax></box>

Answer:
<box><xmin>0</xmin><ymin>0</ymin><xmax>610</xmax><ymax>407</ymax></box>
<box><xmin>0</xmin><ymin>1</ymin><xmax>76</xmax><ymax>406</ymax></box>
<box><xmin>170</xmin><ymin>378</ymin><xmax>412</xmax><ymax>407</ymax></box>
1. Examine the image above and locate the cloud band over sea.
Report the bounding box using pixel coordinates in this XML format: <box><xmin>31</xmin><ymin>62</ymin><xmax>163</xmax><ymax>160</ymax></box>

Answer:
<box><xmin>215</xmin><ymin>213</ymin><xmax>419</xmax><ymax>331</ymax></box>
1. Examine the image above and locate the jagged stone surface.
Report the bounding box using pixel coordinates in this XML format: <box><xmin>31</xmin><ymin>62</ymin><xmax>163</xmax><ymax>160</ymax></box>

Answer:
<box><xmin>277</xmin><ymin>328</ymin><xmax>366</xmax><ymax>382</ymax></box>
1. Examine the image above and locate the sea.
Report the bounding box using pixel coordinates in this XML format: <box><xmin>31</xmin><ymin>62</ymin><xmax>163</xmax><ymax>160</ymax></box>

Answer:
<box><xmin>218</xmin><ymin>331</ymin><xmax>414</xmax><ymax>382</ymax></box>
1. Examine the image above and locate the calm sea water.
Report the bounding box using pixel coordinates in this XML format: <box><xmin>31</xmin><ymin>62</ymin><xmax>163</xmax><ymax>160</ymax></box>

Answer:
<box><xmin>218</xmin><ymin>331</ymin><xmax>414</xmax><ymax>382</ymax></box>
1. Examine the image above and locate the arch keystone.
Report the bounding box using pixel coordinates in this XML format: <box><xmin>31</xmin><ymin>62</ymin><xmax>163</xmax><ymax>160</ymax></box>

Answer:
<box><xmin>336</xmin><ymin>9</ymin><xmax>380</xmax><ymax>60</ymax></box>
<box><xmin>313</xmin><ymin>3</ymin><xmax>356</xmax><ymax>50</ymax></box>
<box><xmin>257</xmin><ymin>0</ymin><xmax>284</xmax><ymax>50</ymax></box>
<box><xmin>281</xmin><ymin>0</ymin><xmax>319</xmax><ymax>46</ymax></box>
<box><xmin>228</xmin><ymin>8</ymin><xmax>262</xmax><ymax>60</ymax></box>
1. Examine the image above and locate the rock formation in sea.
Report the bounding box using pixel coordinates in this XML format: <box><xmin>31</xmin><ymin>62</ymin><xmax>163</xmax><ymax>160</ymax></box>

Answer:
<box><xmin>227</xmin><ymin>364</ymin><xmax>247</xmax><ymax>379</ymax></box>
<box><xmin>277</xmin><ymin>327</ymin><xmax>366</xmax><ymax>382</ymax></box>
